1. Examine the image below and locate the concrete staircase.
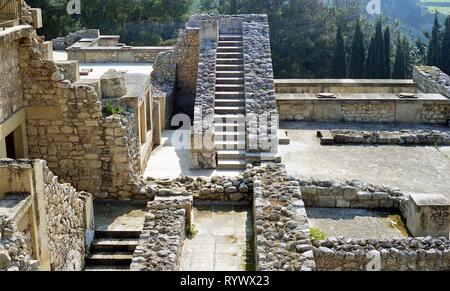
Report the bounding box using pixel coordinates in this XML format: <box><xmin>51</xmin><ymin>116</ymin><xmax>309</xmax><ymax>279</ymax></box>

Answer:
<box><xmin>214</xmin><ymin>33</ymin><xmax>246</xmax><ymax>170</ymax></box>
<box><xmin>84</xmin><ymin>230</ymin><xmax>140</xmax><ymax>271</ymax></box>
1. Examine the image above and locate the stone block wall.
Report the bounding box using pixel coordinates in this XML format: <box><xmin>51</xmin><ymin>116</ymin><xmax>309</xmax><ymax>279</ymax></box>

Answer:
<box><xmin>67</xmin><ymin>47</ymin><xmax>172</xmax><ymax>64</ymax></box>
<box><xmin>313</xmin><ymin>237</ymin><xmax>450</xmax><ymax>271</ymax></box>
<box><xmin>51</xmin><ymin>29</ymin><xmax>100</xmax><ymax>50</ymax></box>
<box><xmin>190</xmin><ymin>38</ymin><xmax>217</xmax><ymax>169</ymax></box>
<box><xmin>173</xmin><ymin>28</ymin><xmax>200</xmax><ymax>118</ymax></box>
<box><xmin>243</xmin><ymin>18</ymin><xmax>278</xmax><ymax>153</ymax></box>
<box><xmin>414</xmin><ymin>66</ymin><xmax>450</xmax><ymax>99</ymax></box>
<box><xmin>253</xmin><ymin>163</ymin><xmax>316</xmax><ymax>271</ymax></box>
<box><xmin>18</xmin><ymin>29</ymin><xmax>149</xmax><ymax>200</ymax></box>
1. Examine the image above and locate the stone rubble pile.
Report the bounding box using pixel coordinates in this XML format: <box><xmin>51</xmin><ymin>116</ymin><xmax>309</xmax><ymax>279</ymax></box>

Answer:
<box><xmin>0</xmin><ymin>232</ymin><xmax>38</xmax><ymax>271</ymax></box>
<box><xmin>331</xmin><ymin>129</ymin><xmax>450</xmax><ymax>145</ymax></box>
<box><xmin>298</xmin><ymin>178</ymin><xmax>407</xmax><ymax>209</ymax></box>
<box><xmin>253</xmin><ymin>164</ymin><xmax>316</xmax><ymax>271</ymax></box>
<box><xmin>313</xmin><ymin>236</ymin><xmax>450</xmax><ymax>271</ymax></box>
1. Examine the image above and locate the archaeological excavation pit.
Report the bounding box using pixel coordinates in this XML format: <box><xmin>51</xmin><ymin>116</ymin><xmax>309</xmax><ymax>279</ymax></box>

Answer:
<box><xmin>180</xmin><ymin>204</ymin><xmax>255</xmax><ymax>271</ymax></box>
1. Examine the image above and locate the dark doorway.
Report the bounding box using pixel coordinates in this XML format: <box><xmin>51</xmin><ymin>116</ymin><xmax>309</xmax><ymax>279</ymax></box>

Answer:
<box><xmin>5</xmin><ymin>131</ymin><xmax>16</xmax><ymax>159</ymax></box>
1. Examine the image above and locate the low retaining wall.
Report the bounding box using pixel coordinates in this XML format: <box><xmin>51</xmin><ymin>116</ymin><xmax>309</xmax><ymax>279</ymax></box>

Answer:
<box><xmin>330</xmin><ymin>129</ymin><xmax>450</xmax><ymax>145</ymax></box>
<box><xmin>299</xmin><ymin>178</ymin><xmax>407</xmax><ymax>209</ymax></box>
<box><xmin>275</xmin><ymin>79</ymin><xmax>416</xmax><ymax>94</ymax></box>
<box><xmin>131</xmin><ymin>196</ymin><xmax>191</xmax><ymax>271</ymax></box>
<box><xmin>253</xmin><ymin>164</ymin><xmax>316</xmax><ymax>271</ymax></box>
<box><xmin>313</xmin><ymin>237</ymin><xmax>450</xmax><ymax>271</ymax></box>
<box><xmin>67</xmin><ymin>46</ymin><xmax>173</xmax><ymax>63</ymax></box>
<box><xmin>414</xmin><ymin>66</ymin><xmax>450</xmax><ymax>99</ymax></box>
<box><xmin>277</xmin><ymin>93</ymin><xmax>450</xmax><ymax>124</ymax></box>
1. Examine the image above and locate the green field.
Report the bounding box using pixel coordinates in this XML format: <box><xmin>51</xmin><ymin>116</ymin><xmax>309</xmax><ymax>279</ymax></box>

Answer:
<box><xmin>421</xmin><ymin>0</ymin><xmax>450</xmax><ymax>14</ymax></box>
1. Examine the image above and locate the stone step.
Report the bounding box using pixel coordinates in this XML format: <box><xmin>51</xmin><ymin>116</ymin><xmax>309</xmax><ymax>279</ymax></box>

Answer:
<box><xmin>215</xmin><ymin>132</ymin><xmax>246</xmax><ymax>142</ymax></box>
<box><xmin>217</xmin><ymin>159</ymin><xmax>247</xmax><ymax>170</ymax></box>
<box><xmin>216</xmin><ymin>71</ymin><xmax>244</xmax><ymax>78</ymax></box>
<box><xmin>215</xmin><ymin>140</ymin><xmax>246</xmax><ymax>150</ymax></box>
<box><xmin>217</xmin><ymin>52</ymin><xmax>244</xmax><ymax>59</ymax></box>
<box><xmin>214</xmin><ymin>114</ymin><xmax>246</xmax><ymax>123</ymax></box>
<box><xmin>215</xmin><ymin>91</ymin><xmax>245</xmax><ymax>99</ymax></box>
<box><xmin>85</xmin><ymin>252</ymin><xmax>134</xmax><ymax>266</ymax></box>
<box><xmin>216</xmin><ymin>64</ymin><xmax>244</xmax><ymax>71</ymax></box>
<box><xmin>84</xmin><ymin>265</ymin><xmax>130</xmax><ymax>271</ymax></box>
<box><xmin>218</xmin><ymin>41</ymin><xmax>243</xmax><ymax>47</ymax></box>
<box><xmin>90</xmin><ymin>238</ymin><xmax>139</xmax><ymax>252</ymax></box>
<box><xmin>215</xmin><ymin>99</ymin><xmax>245</xmax><ymax>106</ymax></box>
<box><xmin>216</xmin><ymin>58</ymin><xmax>244</xmax><ymax>65</ymax></box>
<box><xmin>219</xmin><ymin>34</ymin><xmax>243</xmax><ymax>42</ymax></box>
<box><xmin>216</xmin><ymin>77</ymin><xmax>244</xmax><ymax>85</ymax></box>
<box><xmin>215</xmin><ymin>84</ymin><xmax>245</xmax><ymax>92</ymax></box>
<box><xmin>217</xmin><ymin>46</ymin><xmax>243</xmax><ymax>53</ymax></box>
<box><xmin>217</xmin><ymin>150</ymin><xmax>247</xmax><ymax>159</ymax></box>
<box><xmin>94</xmin><ymin>230</ymin><xmax>141</xmax><ymax>239</ymax></box>
<box><xmin>214</xmin><ymin>123</ymin><xmax>245</xmax><ymax>131</ymax></box>
<box><xmin>215</xmin><ymin>106</ymin><xmax>246</xmax><ymax>114</ymax></box>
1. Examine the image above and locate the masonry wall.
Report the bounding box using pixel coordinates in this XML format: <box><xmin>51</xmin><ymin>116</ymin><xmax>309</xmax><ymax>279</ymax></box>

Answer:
<box><xmin>414</xmin><ymin>66</ymin><xmax>450</xmax><ymax>98</ymax></box>
<box><xmin>67</xmin><ymin>47</ymin><xmax>172</xmax><ymax>64</ymax></box>
<box><xmin>17</xmin><ymin>28</ymin><xmax>149</xmax><ymax>200</ymax></box>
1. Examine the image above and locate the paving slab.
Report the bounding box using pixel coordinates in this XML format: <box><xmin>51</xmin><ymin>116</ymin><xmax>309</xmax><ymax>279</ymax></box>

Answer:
<box><xmin>93</xmin><ymin>201</ymin><xmax>146</xmax><ymax>232</ymax></box>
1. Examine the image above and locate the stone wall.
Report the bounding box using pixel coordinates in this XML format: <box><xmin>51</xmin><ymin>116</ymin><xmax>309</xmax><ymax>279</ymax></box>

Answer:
<box><xmin>0</xmin><ymin>232</ymin><xmax>37</xmax><ymax>271</ymax></box>
<box><xmin>243</xmin><ymin>19</ymin><xmax>278</xmax><ymax>153</ymax></box>
<box><xmin>131</xmin><ymin>196</ymin><xmax>191</xmax><ymax>271</ymax></box>
<box><xmin>43</xmin><ymin>162</ymin><xmax>88</xmax><ymax>271</ymax></box>
<box><xmin>147</xmin><ymin>173</ymin><xmax>253</xmax><ymax>203</ymax></box>
<box><xmin>67</xmin><ymin>46</ymin><xmax>172</xmax><ymax>64</ymax></box>
<box><xmin>51</xmin><ymin>29</ymin><xmax>100</xmax><ymax>50</ymax></box>
<box><xmin>151</xmin><ymin>51</ymin><xmax>176</xmax><ymax>129</ymax></box>
<box><xmin>19</xmin><ymin>29</ymin><xmax>150</xmax><ymax>200</ymax></box>
<box><xmin>275</xmin><ymin>79</ymin><xmax>417</xmax><ymax>94</ymax></box>
<box><xmin>277</xmin><ymin>95</ymin><xmax>450</xmax><ymax>124</ymax></box>
<box><xmin>190</xmin><ymin>38</ymin><xmax>217</xmax><ymax>169</ymax></box>
<box><xmin>330</xmin><ymin>129</ymin><xmax>450</xmax><ymax>145</ymax></box>
<box><xmin>414</xmin><ymin>66</ymin><xmax>450</xmax><ymax>99</ymax></box>
<box><xmin>313</xmin><ymin>237</ymin><xmax>450</xmax><ymax>271</ymax></box>
<box><xmin>253</xmin><ymin>163</ymin><xmax>316</xmax><ymax>271</ymax></box>
<box><xmin>299</xmin><ymin>178</ymin><xmax>407</xmax><ymax>209</ymax></box>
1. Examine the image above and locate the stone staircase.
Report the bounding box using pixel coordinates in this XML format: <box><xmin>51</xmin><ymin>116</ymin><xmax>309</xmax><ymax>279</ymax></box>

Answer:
<box><xmin>84</xmin><ymin>230</ymin><xmax>140</xmax><ymax>271</ymax></box>
<box><xmin>214</xmin><ymin>33</ymin><xmax>247</xmax><ymax>170</ymax></box>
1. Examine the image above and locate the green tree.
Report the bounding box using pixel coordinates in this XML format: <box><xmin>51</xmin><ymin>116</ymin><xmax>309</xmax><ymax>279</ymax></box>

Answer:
<box><xmin>428</xmin><ymin>13</ymin><xmax>442</xmax><ymax>67</ymax></box>
<box><xmin>384</xmin><ymin>26</ymin><xmax>391</xmax><ymax>78</ymax></box>
<box><xmin>392</xmin><ymin>38</ymin><xmax>406</xmax><ymax>79</ymax></box>
<box><xmin>373</xmin><ymin>20</ymin><xmax>385</xmax><ymax>78</ymax></box>
<box><xmin>333</xmin><ymin>25</ymin><xmax>347</xmax><ymax>78</ymax></box>
<box><xmin>349</xmin><ymin>19</ymin><xmax>365</xmax><ymax>78</ymax></box>
<box><xmin>441</xmin><ymin>16</ymin><xmax>450</xmax><ymax>75</ymax></box>
<box><xmin>366</xmin><ymin>36</ymin><xmax>376</xmax><ymax>78</ymax></box>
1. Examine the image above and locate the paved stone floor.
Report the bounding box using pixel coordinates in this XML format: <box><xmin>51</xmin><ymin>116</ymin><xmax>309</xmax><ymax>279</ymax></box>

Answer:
<box><xmin>144</xmin><ymin>131</ymin><xmax>243</xmax><ymax>179</ymax></box>
<box><xmin>180</xmin><ymin>205</ymin><xmax>254</xmax><ymax>271</ymax></box>
<box><xmin>280</xmin><ymin>121</ymin><xmax>450</xmax><ymax>198</ymax></box>
<box><xmin>307</xmin><ymin>208</ymin><xmax>409</xmax><ymax>239</ymax></box>
<box><xmin>94</xmin><ymin>201</ymin><xmax>146</xmax><ymax>232</ymax></box>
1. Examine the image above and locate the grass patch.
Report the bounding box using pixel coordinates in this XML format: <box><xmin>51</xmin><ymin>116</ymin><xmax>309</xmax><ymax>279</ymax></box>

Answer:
<box><xmin>310</xmin><ymin>227</ymin><xmax>328</xmax><ymax>241</ymax></box>
<box><xmin>186</xmin><ymin>224</ymin><xmax>198</xmax><ymax>239</ymax></box>
<box><xmin>102</xmin><ymin>101</ymin><xmax>126</xmax><ymax>117</ymax></box>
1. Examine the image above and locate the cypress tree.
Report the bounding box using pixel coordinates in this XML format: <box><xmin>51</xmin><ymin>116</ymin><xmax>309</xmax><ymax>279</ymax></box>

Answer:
<box><xmin>392</xmin><ymin>38</ymin><xmax>406</xmax><ymax>79</ymax></box>
<box><xmin>333</xmin><ymin>25</ymin><xmax>347</xmax><ymax>78</ymax></box>
<box><xmin>428</xmin><ymin>13</ymin><xmax>441</xmax><ymax>67</ymax></box>
<box><xmin>349</xmin><ymin>19</ymin><xmax>365</xmax><ymax>79</ymax></box>
<box><xmin>366</xmin><ymin>36</ymin><xmax>376</xmax><ymax>78</ymax></box>
<box><xmin>384</xmin><ymin>26</ymin><xmax>391</xmax><ymax>78</ymax></box>
<box><xmin>374</xmin><ymin>20</ymin><xmax>385</xmax><ymax>78</ymax></box>
<box><xmin>442</xmin><ymin>16</ymin><xmax>450</xmax><ymax>75</ymax></box>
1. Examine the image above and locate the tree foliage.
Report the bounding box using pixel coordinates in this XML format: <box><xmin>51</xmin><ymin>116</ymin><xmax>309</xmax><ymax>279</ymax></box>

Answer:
<box><xmin>349</xmin><ymin>19</ymin><xmax>365</xmax><ymax>79</ymax></box>
<box><xmin>333</xmin><ymin>25</ymin><xmax>347</xmax><ymax>78</ymax></box>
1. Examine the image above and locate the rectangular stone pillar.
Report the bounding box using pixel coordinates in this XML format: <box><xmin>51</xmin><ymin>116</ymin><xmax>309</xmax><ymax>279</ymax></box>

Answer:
<box><xmin>200</xmin><ymin>20</ymin><xmax>219</xmax><ymax>41</ymax></box>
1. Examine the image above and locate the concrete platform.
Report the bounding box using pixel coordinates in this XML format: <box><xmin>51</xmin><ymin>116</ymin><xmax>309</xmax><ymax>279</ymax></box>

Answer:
<box><xmin>307</xmin><ymin>208</ymin><xmax>409</xmax><ymax>239</ymax></box>
<box><xmin>180</xmin><ymin>205</ymin><xmax>254</xmax><ymax>271</ymax></box>
<box><xmin>280</xmin><ymin>121</ymin><xmax>450</xmax><ymax>198</ymax></box>
<box><xmin>144</xmin><ymin>131</ymin><xmax>243</xmax><ymax>179</ymax></box>
<box><xmin>93</xmin><ymin>201</ymin><xmax>146</xmax><ymax>232</ymax></box>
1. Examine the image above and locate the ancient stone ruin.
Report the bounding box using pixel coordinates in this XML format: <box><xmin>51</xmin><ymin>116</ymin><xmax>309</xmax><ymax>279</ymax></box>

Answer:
<box><xmin>0</xmin><ymin>2</ymin><xmax>449</xmax><ymax>272</ymax></box>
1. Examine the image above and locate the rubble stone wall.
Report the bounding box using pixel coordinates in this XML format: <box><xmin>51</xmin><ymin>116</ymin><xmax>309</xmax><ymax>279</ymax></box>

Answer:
<box><xmin>313</xmin><ymin>237</ymin><xmax>450</xmax><ymax>271</ymax></box>
<box><xmin>243</xmin><ymin>18</ymin><xmax>278</xmax><ymax>153</ymax></box>
<box><xmin>330</xmin><ymin>129</ymin><xmax>450</xmax><ymax>145</ymax></box>
<box><xmin>51</xmin><ymin>29</ymin><xmax>100</xmax><ymax>50</ymax></box>
<box><xmin>414</xmin><ymin>66</ymin><xmax>450</xmax><ymax>98</ymax></box>
<box><xmin>253</xmin><ymin>164</ymin><xmax>316</xmax><ymax>271</ymax></box>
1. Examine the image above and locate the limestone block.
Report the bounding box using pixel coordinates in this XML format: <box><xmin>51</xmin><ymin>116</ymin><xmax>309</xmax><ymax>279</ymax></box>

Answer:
<box><xmin>100</xmin><ymin>69</ymin><xmax>127</xmax><ymax>98</ymax></box>
<box><xmin>30</xmin><ymin>8</ymin><xmax>43</xmax><ymax>29</ymax></box>
<box><xmin>402</xmin><ymin>194</ymin><xmax>450</xmax><ymax>238</ymax></box>
<box><xmin>56</xmin><ymin>60</ymin><xmax>79</xmax><ymax>83</ymax></box>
